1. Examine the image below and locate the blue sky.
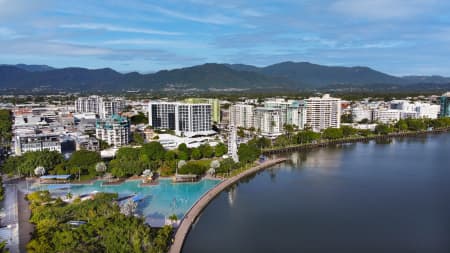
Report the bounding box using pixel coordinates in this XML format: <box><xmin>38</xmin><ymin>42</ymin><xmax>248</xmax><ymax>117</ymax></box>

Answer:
<box><xmin>1</xmin><ymin>0</ymin><xmax>450</xmax><ymax>76</ymax></box>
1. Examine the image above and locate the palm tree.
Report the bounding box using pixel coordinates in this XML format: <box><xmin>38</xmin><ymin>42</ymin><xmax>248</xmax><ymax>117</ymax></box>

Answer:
<box><xmin>168</xmin><ymin>214</ymin><xmax>178</xmax><ymax>223</ymax></box>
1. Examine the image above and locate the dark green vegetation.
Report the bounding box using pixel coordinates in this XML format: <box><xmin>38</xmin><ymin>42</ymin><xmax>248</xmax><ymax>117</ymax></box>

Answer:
<box><xmin>1</xmin><ymin>62</ymin><xmax>449</xmax><ymax>92</ymax></box>
<box><xmin>0</xmin><ymin>241</ymin><xmax>9</xmax><ymax>253</ymax></box>
<box><xmin>0</xmin><ymin>109</ymin><xmax>12</xmax><ymax>148</ymax></box>
<box><xmin>0</xmin><ymin>141</ymin><xmax>228</xmax><ymax>179</ymax></box>
<box><xmin>26</xmin><ymin>191</ymin><xmax>172</xmax><ymax>253</ymax></box>
<box><xmin>110</xmin><ymin>142</ymin><xmax>227</xmax><ymax>177</ymax></box>
<box><xmin>130</xmin><ymin>112</ymin><xmax>149</xmax><ymax>125</ymax></box>
<box><xmin>0</xmin><ymin>149</ymin><xmax>101</xmax><ymax>180</ymax></box>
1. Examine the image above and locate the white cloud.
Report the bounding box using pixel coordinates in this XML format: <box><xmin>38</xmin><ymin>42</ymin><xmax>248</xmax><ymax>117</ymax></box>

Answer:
<box><xmin>60</xmin><ymin>23</ymin><xmax>182</xmax><ymax>36</ymax></box>
<box><xmin>331</xmin><ymin>0</ymin><xmax>436</xmax><ymax>19</ymax></box>
<box><xmin>151</xmin><ymin>5</ymin><xmax>238</xmax><ymax>25</ymax></box>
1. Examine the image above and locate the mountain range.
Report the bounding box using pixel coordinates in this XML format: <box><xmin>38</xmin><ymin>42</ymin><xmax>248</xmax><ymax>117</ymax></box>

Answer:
<box><xmin>1</xmin><ymin>62</ymin><xmax>449</xmax><ymax>92</ymax></box>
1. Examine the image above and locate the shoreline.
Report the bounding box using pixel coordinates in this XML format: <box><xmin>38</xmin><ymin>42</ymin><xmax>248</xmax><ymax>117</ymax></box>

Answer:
<box><xmin>168</xmin><ymin>157</ymin><xmax>288</xmax><ymax>253</ymax></box>
<box><xmin>262</xmin><ymin>127</ymin><xmax>450</xmax><ymax>155</ymax></box>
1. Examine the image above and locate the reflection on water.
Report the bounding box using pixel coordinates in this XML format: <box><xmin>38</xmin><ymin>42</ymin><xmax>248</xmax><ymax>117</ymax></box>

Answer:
<box><xmin>184</xmin><ymin>134</ymin><xmax>450</xmax><ymax>253</ymax></box>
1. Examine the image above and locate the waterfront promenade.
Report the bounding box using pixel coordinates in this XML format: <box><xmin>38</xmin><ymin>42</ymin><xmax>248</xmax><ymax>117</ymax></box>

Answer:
<box><xmin>169</xmin><ymin>157</ymin><xmax>288</xmax><ymax>253</ymax></box>
<box><xmin>263</xmin><ymin>127</ymin><xmax>450</xmax><ymax>155</ymax></box>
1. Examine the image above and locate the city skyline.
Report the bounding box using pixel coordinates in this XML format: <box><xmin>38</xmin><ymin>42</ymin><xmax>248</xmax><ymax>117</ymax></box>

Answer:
<box><xmin>1</xmin><ymin>0</ymin><xmax>450</xmax><ymax>76</ymax></box>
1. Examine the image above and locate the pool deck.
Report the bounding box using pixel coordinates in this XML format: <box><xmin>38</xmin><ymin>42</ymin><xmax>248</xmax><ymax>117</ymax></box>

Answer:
<box><xmin>168</xmin><ymin>157</ymin><xmax>288</xmax><ymax>253</ymax></box>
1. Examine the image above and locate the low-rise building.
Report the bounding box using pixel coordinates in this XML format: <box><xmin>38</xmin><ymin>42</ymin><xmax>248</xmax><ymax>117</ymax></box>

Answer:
<box><xmin>14</xmin><ymin>130</ymin><xmax>61</xmax><ymax>155</ymax></box>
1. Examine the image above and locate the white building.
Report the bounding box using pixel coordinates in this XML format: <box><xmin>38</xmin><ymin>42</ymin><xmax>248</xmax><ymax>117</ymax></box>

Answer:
<box><xmin>414</xmin><ymin>103</ymin><xmax>440</xmax><ymax>119</ymax></box>
<box><xmin>264</xmin><ymin>99</ymin><xmax>306</xmax><ymax>129</ymax></box>
<box><xmin>253</xmin><ymin>107</ymin><xmax>283</xmax><ymax>138</ymax></box>
<box><xmin>95</xmin><ymin>115</ymin><xmax>130</xmax><ymax>147</ymax></box>
<box><xmin>75</xmin><ymin>96</ymin><xmax>125</xmax><ymax>119</ymax></box>
<box><xmin>372</xmin><ymin>109</ymin><xmax>401</xmax><ymax>124</ymax></box>
<box><xmin>14</xmin><ymin>131</ymin><xmax>61</xmax><ymax>155</ymax></box>
<box><xmin>75</xmin><ymin>95</ymin><xmax>102</xmax><ymax>114</ymax></box>
<box><xmin>304</xmin><ymin>94</ymin><xmax>341</xmax><ymax>132</ymax></box>
<box><xmin>352</xmin><ymin>107</ymin><xmax>373</xmax><ymax>122</ymax></box>
<box><xmin>148</xmin><ymin>102</ymin><xmax>213</xmax><ymax>137</ymax></box>
<box><xmin>99</xmin><ymin>98</ymin><xmax>126</xmax><ymax>119</ymax></box>
<box><xmin>229</xmin><ymin>104</ymin><xmax>254</xmax><ymax>129</ymax></box>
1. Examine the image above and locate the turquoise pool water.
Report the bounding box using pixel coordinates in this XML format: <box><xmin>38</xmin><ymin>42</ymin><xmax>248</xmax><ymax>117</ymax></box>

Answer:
<box><xmin>31</xmin><ymin>179</ymin><xmax>220</xmax><ymax>226</ymax></box>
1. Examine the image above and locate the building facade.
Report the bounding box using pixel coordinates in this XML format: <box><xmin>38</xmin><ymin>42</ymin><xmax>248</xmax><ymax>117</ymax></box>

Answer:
<box><xmin>440</xmin><ymin>92</ymin><xmax>450</xmax><ymax>117</ymax></box>
<box><xmin>372</xmin><ymin>109</ymin><xmax>401</xmax><ymax>124</ymax></box>
<box><xmin>304</xmin><ymin>94</ymin><xmax>341</xmax><ymax>132</ymax></box>
<box><xmin>95</xmin><ymin>115</ymin><xmax>130</xmax><ymax>147</ymax></box>
<box><xmin>184</xmin><ymin>98</ymin><xmax>220</xmax><ymax>123</ymax></box>
<box><xmin>75</xmin><ymin>95</ymin><xmax>102</xmax><ymax>114</ymax></box>
<box><xmin>229</xmin><ymin>104</ymin><xmax>254</xmax><ymax>129</ymax></box>
<box><xmin>75</xmin><ymin>96</ymin><xmax>125</xmax><ymax>119</ymax></box>
<box><xmin>14</xmin><ymin>132</ymin><xmax>61</xmax><ymax>155</ymax></box>
<box><xmin>99</xmin><ymin>98</ymin><xmax>126</xmax><ymax>119</ymax></box>
<box><xmin>148</xmin><ymin>102</ymin><xmax>212</xmax><ymax>136</ymax></box>
<box><xmin>253</xmin><ymin>107</ymin><xmax>283</xmax><ymax>138</ymax></box>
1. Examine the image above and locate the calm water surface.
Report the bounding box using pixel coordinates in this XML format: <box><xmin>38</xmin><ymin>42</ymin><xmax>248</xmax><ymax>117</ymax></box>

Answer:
<box><xmin>183</xmin><ymin>134</ymin><xmax>450</xmax><ymax>253</ymax></box>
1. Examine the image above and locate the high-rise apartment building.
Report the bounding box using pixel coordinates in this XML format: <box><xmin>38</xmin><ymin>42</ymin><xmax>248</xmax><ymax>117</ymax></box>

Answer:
<box><xmin>229</xmin><ymin>104</ymin><xmax>255</xmax><ymax>129</ymax></box>
<box><xmin>253</xmin><ymin>107</ymin><xmax>283</xmax><ymax>138</ymax></box>
<box><xmin>75</xmin><ymin>96</ymin><xmax>125</xmax><ymax>119</ymax></box>
<box><xmin>184</xmin><ymin>98</ymin><xmax>220</xmax><ymax>123</ymax></box>
<box><xmin>148</xmin><ymin>102</ymin><xmax>212</xmax><ymax>136</ymax></box>
<box><xmin>75</xmin><ymin>95</ymin><xmax>102</xmax><ymax>114</ymax></box>
<box><xmin>95</xmin><ymin>115</ymin><xmax>130</xmax><ymax>147</ymax></box>
<box><xmin>304</xmin><ymin>94</ymin><xmax>341</xmax><ymax>132</ymax></box>
<box><xmin>99</xmin><ymin>98</ymin><xmax>126</xmax><ymax>119</ymax></box>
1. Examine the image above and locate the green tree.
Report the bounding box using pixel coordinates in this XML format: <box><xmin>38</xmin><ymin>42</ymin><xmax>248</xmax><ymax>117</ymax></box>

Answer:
<box><xmin>129</xmin><ymin>112</ymin><xmax>148</xmax><ymax>125</ymax></box>
<box><xmin>141</xmin><ymin>142</ymin><xmax>166</xmax><ymax>161</ymax></box>
<box><xmin>214</xmin><ymin>143</ymin><xmax>228</xmax><ymax>157</ymax></box>
<box><xmin>132</xmin><ymin>132</ymin><xmax>145</xmax><ymax>145</ymax></box>
<box><xmin>66</xmin><ymin>150</ymin><xmax>102</xmax><ymax>176</ymax></box>
<box><xmin>323</xmin><ymin>128</ymin><xmax>344</xmax><ymax>140</ymax></box>
<box><xmin>395</xmin><ymin>119</ymin><xmax>408</xmax><ymax>131</ymax></box>
<box><xmin>191</xmin><ymin>148</ymin><xmax>202</xmax><ymax>160</ymax></box>
<box><xmin>375</xmin><ymin>124</ymin><xmax>393</xmax><ymax>135</ymax></box>
<box><xmin>164</xmin><ymin>150</ymin><xmax>176</xmax><ymax>161</ymax></box>
<box><xmin>341</xmin><ymin>125</ymin><xmax>357</xmax><ymax>137</ymax></box>
<box><xmin>238</xmin><ymin>143</ymin><xmax>260</xmax><ymax>164</ymax></box>
<box><xmin>295</xmin><ymin>130</ymin><xmax>320</xmax><ymax>144</ymax></box>
<box><xmin>199</xmin><ymin>144</ymin><xmax>214</xmax><ymax>158</ymax></box>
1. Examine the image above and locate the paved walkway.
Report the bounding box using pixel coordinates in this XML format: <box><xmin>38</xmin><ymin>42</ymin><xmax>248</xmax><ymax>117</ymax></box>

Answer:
<box><xmin>18</xmin><ymin>190</ymin><xmax>34</xmax><ymax>253</ymax></box>
<box><xmin>169</xmin><ymin>158</ymin><xmax>288</xmax><ymax>253</ymax></box>
<box><xmin>0</xmin><ymin>183</ymin><xmax>19</xmax><ymax>253</ymax></box>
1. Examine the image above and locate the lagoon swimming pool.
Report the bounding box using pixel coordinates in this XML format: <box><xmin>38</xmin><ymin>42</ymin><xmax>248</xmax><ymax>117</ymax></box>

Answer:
<box><xmin>31</xmin><ymin>179</ymin><xmax>220</xmax><ymax>226</ymax></box>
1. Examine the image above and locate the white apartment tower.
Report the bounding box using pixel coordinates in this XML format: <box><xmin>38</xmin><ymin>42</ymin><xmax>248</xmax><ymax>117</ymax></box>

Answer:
<box><xmin>229</xmin><ymin>104</ymin><xmax>255</xmax><ymax>129</ymax></box>
<box><xmin>99</xmin><ymin>98</ymin><xmax>126</xmax><ymax>119</ymax></box>
<box><xmin>75</xmin><ymin>95</ymin><xmax>102</xmax><ymax>114</ymax></box>
<box><xmin>75</xmin><ymin>96</ymin><xmax>125</xmax><ymax>119</ymax></box>
<box><xmin>253</xmin><ymin>107</ymin><xmax>283</xmax><ymax>138</ymax></box>
<box><xmin>148</xmin><ymin>102</ymin><xmax>212</xmax><ymax>136</ymax></box>
<box><xmin>304</xmin><ymin>94</ymin><xmax>341</xmax><ymax>132</ymax></box>
<box><xmin>95</xmin><ymin>115</ymin><xmax>130</xmax><ymax>147</ymax></box>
